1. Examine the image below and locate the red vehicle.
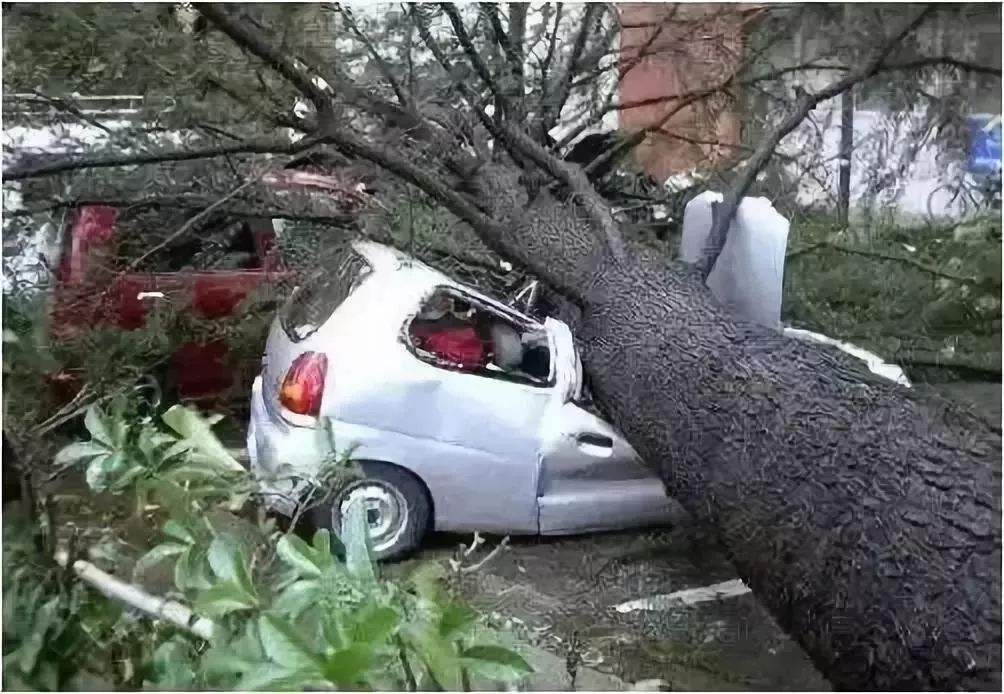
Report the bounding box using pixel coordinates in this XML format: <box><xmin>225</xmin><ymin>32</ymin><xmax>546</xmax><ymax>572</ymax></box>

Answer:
<box><xmin>48</xmin><ymin>169</ymin><xmax>367</xmax><ymax>406</ymax></box>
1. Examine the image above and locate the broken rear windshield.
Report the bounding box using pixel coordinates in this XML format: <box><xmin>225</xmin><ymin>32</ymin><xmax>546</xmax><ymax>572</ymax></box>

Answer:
<box><xmin>280</xmin><ymin>248</ymin><xmax>372</xmax><ymax>342</ymax></box>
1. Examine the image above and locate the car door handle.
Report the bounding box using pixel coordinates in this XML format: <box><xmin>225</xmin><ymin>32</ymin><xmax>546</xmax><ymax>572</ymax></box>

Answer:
<box><xmin>576</xmin><ymin>433</ymin><xmax>614</xmax><ymax>458</ymax></box>
<box><xmin>577</xmin><ymin>433</ymin><xmax>613</xmax><ymax>448</ymax></box>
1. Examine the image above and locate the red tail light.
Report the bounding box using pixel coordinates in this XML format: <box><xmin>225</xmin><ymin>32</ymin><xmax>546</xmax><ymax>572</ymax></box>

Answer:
<box><xmin>279</xmin><ymin>352</ymin><xmax>328</xmax><ymax>417</ymax></box>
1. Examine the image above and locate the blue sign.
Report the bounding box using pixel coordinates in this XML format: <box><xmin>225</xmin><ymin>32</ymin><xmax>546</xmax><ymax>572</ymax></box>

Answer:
<box><xmin>968</xmin><ymin>114</ymin><xmax>1002</xmax><ymax>175</ymax></box>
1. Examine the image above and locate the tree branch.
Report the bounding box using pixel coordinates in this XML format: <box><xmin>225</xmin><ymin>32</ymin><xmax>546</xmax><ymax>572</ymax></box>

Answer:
<box><xmin>411</xmin><ymin>5</ymin><xmax>509</xmax><ymax>156</ymax></box>
<box><xmin>695</xmin><ymin>4</ymin><xmax>938</xmax><ymax>280</ymax></box>
<box><xmin>539</xmin><ymin>4</ymin><xmax>603</xmax><ymax>136</ymax></box>
<box><xmin>538</xmin><ymin>2</ymin><xmax>564</xmax><ymax>103</ymax></box>
<box><xmin>882</xmin><ymin>55</ymin><xmax>1002</xmax><ymax>78</ymax></box>
<box><xmin>440</xmin><ymin>3</ymin><xmax>508</xmax><ymax>114</ymax></box>
<box><xmin>123</xmin><ymin>169</ymin><xmax>270</xmax><ymax>273</ymax></box>
<box><xmin>197</xmin><ymin>3</ymin><xmax>332</xmax><ymax>109</ymax></box>
<box><xmin>339</xmin><ymin>5</ymin><xmax>411</xmax><ymax>106</ymax></box>
<box><xmin>788</xmin><ymin>241</ymin><xmax>992</xmax><ymax>287</ymax></box>
<box><xmin>3</xmin><ymin>137</ymin><xmax>316</xmax><ymax>181</ymax></box>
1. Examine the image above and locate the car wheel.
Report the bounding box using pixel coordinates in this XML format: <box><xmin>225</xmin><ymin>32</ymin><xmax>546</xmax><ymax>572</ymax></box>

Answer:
<box><xmin>314</xmin><ymin>462</ymin><xmax>431</xmax><ymax>561</ymax></box>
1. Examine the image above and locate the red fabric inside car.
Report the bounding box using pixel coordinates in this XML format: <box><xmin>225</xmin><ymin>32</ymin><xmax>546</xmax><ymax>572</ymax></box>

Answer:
<box><xmin>410</xmin><ymin>324</ymin><xmax>487</xmax><ymax>370</ymax></box>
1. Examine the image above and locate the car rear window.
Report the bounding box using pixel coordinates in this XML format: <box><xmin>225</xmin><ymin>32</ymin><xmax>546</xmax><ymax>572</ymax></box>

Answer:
<box><xmin>280</xmin><ymin>248</ymin><xmax>372</xmax><ymax>342</ymax></box>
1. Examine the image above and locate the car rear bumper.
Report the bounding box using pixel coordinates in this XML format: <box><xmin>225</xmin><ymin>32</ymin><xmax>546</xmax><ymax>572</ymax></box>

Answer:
<box><xmin>247</xmin><ymin>375</ymin><xmax>331</xmax><ymax>516</ymax></box>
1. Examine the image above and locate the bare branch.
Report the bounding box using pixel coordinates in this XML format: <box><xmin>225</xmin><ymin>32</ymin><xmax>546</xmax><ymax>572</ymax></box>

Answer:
<box><xmin>339</xmin><ymin>5</ymin><xmax>411</xmax><ymax>106</ymax></box>
<box><xmin>25</xmin><ymin>90</ymin><xmax>115</xmax><ymax>135</ymax></box>
<box><xmin>538</xmin><ymin>2</ymin><xmax>564</xmax><ymax>94</ymax></box>
<box><xmin>412</xmin><ymin>5</ymin><xmax>508</xmax><ymax>153</ymax></box>
<box><xmin>881</xmin><ymin>55</ymin><xmax>1002</xmax><ymax>78</ymax></box>
<box><xmin>4</xmin><ymin>137</ymin><xmax>315</xmax><ymax>181</ymax></box>
<box><xmin>440</xmin><ymin>3</ymin><xmax>508</xmax><ymax>112</ymax></box>
<box><xmin>696</xmin><ymin>5</ymin><xmax>939</xmax><ymax>279</ymax></box>
<box><xmin>123</xmin><ymin>169</ymin><xmax>269</xmax><ymax>273</ymax></box>
<box><xmin>317</xmin><ymin>121</ymin><xmax>498</xmax><ymax>238</ymax></box>
<box><xmin>539</xmin><ymin>4</ymin><xmax>603</xmax><ymax>136</ymax></box>
<box><xmin>197</xmin><ymin>3</ymin><xmax>332</xmax><ymax>108</ymax></box>
<box><xmin>789</xmin><ymin>241</ymin><xmax>991</xmax><ymax>287</ymax></box>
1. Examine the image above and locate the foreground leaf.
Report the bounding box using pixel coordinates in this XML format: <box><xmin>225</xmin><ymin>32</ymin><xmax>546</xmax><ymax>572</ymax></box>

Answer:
<box><xmin>350</xmin><ymin>603</ymin><xmax>400</xmax><ymax>644</ymax></box>
<box><xmin>439</xmin><ymin>603</ymin><xmax>477</xmax><ymax>640</ymax></box>
<box><xmin>276</xmin><ymin>534</ymin><xmax>323</xmax><ymax>579</ymax></box>
<box><xmin>84</xmin><ymin>405</ymin><xmax>113</xmax><ymax>447</ymax></box>
<box><xmin>322</xmin><ymin>644</ymin><xmax>377</xmax><ymax>686</ymax></box>
<box><xmin>161</xmin><ymin>405</ymin><xmax>243</xmax><ymax>472</ymax></box>
<box><xmin>342</xmin><ymin>498</ymin><xmax>375</xmax><ymax>583</ymax></box>
<box><xmin>461</xmin><ymin>644</ymin><xmax>533</xmax><ymax>682</ymax></box>
<box><xmin>272</xmin><ymin>580</ymin><xmax>320</xmax><ymax>618</ymax></box>
<box><xmin>258</xmin><ymin>615</ymin><xmax>322</xmax><ymax>671</ymax></box>
<box><xmin>53</xmin><ymin>441</ymin><xmax>109</xmax><ymax>466</ymax></box>
<box><xmin>133</xmin><ymin>542</ymin><xmax>188</xmax><ymax>579</ymax></box>
<box><xmin>195</xmin><ymin>581</ymin><xmax>259</xmax><ymax>617</ymax></box>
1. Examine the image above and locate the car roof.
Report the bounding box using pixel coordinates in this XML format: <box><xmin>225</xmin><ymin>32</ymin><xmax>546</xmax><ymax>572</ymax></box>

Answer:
<box><xmin>349</xmin><ymin>240</ymin><xmax>539</xmax><ymax>327</ymax></box>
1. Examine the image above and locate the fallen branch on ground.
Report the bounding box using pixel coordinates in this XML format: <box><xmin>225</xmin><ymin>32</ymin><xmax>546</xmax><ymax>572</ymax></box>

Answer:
<box><xmin>53</xmin><ymin>548</ymin><xmax>217</xmax><ymax>640</ymax></box>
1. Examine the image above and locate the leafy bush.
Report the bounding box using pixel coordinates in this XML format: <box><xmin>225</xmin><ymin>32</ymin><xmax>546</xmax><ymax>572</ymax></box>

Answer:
<box><xmin>3</xmin><ymin>401</ymin><xmax>531</xmax><ymax>691</ymax></box>
<box><xmin>783</xmin><ymin>214</ymin><xmax>1002</xmax><ymax>378</ymax></box>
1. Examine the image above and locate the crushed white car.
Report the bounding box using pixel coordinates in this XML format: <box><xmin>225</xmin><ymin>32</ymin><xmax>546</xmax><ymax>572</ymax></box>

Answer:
<box><xmin>247</xmin><ymin>241</ymin><xmax>676</xmax><ymax>558</ymax></box>
<box><xmin>248</xmin><ymin>197</ymin><xmax>909</xmax><ymax>559</ymax></box>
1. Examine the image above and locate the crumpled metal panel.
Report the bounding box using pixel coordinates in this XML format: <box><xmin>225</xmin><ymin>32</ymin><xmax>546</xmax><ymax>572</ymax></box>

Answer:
<box><xmin>680</xmin><ymin>192</ymin><xmax>790</xmax><ymax>330</ymax></box>
<box><xmin>251</xmin><ymin>241</ymin><xmax>676</xmax><ymax>536</ymax></box>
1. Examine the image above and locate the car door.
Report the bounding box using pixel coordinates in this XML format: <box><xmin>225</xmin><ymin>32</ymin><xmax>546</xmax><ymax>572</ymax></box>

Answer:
<box><xmin>536</xmin><ymin>320</ymin><xmax>675</xmax><ymax>534</ymax></box>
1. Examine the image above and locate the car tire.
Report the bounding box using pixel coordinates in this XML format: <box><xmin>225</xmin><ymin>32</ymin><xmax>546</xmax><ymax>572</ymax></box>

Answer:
<box><xmin>311</xmin><ymin>461</ymin><xmax>431</xmax><ymax>562</ymax></box>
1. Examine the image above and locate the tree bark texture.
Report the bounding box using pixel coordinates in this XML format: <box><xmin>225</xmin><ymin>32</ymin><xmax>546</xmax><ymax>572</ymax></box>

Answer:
<box><xmin>471</xmin><ymin>164</ymin><xmax>1002</xmax><ymax>691</ymax></box>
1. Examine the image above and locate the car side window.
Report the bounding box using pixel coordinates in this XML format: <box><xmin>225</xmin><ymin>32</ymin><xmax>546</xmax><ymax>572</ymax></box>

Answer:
<box><xmin>117</xmin><ymin>209</ymin><xmax>263</xmax><ymax>272</ymax></box>
<box><xmin>405</xmin><ymin>287</ymin><xmax>553</xmax><ymax>387</ymax></box>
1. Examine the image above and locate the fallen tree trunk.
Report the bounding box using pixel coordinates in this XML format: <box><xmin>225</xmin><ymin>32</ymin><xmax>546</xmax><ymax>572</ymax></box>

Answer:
<box><xmin>469</xmin><ymin>167</ymin><xmax>1002</xmax><ymax>691</ymax></box>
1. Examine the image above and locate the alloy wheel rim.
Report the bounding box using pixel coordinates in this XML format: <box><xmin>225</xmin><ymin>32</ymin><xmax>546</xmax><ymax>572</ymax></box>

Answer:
<box><xmin>338</xmin><ymin>482</ymin><xmax>409</xmax><ymax>554</ymax></box>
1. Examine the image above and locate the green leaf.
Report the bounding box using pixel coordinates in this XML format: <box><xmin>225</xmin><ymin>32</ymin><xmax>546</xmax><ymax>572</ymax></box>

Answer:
<box><xmin>17</xmin><ymin>596</ymin><xmax>59</xmax><ymax>673</ymax></box>
<box><xmin>174</xmin><ymin>546</ymin><xmax>213</xmax><ymax>592</ymax></box>
<box><xmin>207</xmin><ymin>535</ymin><xmax>256</xmax><ymax>597</ymax></box>
<box><xmin>405</xmin><ymin>628</ymin><xmax>462</xmax><ymax>691</ymax></box>
<box><xmin>161</xmin><ymin>405</ymin><xmax>244</xmax><ymax>472</ymax></box>
<box><xmin>194</xmin><ymin>581</ymin><xmax>259</xmax><ymax>617</ymax></box>
<box><xmin>258</xmin><ymin>615</ymin><xmax>322</xmax><ymax>671</ymax></box>
<box><xmin>273</xmin><ymin>579</ymin><xmax>320</xmax><ymax>618</ymax></box>
<box><xmin>84</xmin><ymin>405</ymin><xmax>113</xmax><ymax>447</ymax></box>
<box><xmin>461</xmin><ymin>645</ymin><xmax>533</xmax><ymax>682</ymax></box>
<box><xmin>342</xmin><ymin>497</ymin><xmax>375</xmax><ymax>582</ymax></box>
<box><xmin>133</xmin><ymin>542</ymin><xmax>187</xmax><ymax>579</ymax></box>
<box><xmin>237</xmin><ymin>664</ymin><xmax>319</xmax><ymax>691</ymax></box>
<box><xmin>276</xmin><ymin>534</ymin><xmax>322</xmax><ymax>579</ymax></box>
<box><xmin>162</xmin><ymin>519</ymin><xmax>195</xmax><ymax>544</ymax></box>
<box><xmin>311</xmin><ymin>528</ymin><xmax>339</xmax><ymax>564</ymax></box>
<box><xmin>322</xmin><ymin>644</ymin><xmax>376</xmax><ymax>686</ymax></box>
<box><xmin>85</xmin><ymin>450</ymin><xmax>123</xmax><ymax>491</ymax></box>
<box><xmin>439</xmin><ymin>603</ymin><xmax>477</xmax><ymax>640</ymax></box>
<box><xmin>145</xmin><ymin>639</ymin><xmax>195</xmax><ymax>689</ymax></box>
<box><xmin>350</xmin><ymin>603</ymin><xmax>400</xmax><ymax>645</ymax></box>
<box><xmin>53</xmin><ymin>441</ymin><xmax>109</xmax><ymax>466</ymax></box>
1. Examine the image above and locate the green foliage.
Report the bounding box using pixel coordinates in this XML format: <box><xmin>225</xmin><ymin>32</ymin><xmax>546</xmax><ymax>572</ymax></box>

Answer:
<box><xmin>1</xmin><ymin>516</ymin><xmax>156</xmax><ymax>691</ymax></box>
<box><xmin>783</xmin><ymin>215</ymin><xmax>1002</xmax><ymax>375</ymax></box>
<box><xmin>3</xmin><ymin>401</ymin><xmax>532</xmax><ymax>691</ymax></box>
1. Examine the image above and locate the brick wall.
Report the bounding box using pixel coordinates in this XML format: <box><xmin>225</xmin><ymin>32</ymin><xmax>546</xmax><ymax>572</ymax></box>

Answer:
<box><xmin>617</xmin><ymin>3</ymin><xmax>745</xmax><ymax>180</ymax></box>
